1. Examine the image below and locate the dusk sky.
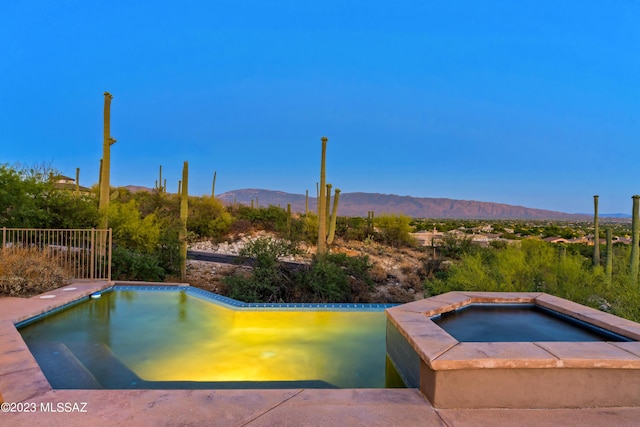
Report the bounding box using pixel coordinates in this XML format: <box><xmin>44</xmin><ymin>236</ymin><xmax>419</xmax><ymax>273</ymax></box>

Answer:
<box><xmin>2</xmin><ymin>1</ymin><xmax>638</xmax><ymax>214</ymax></box>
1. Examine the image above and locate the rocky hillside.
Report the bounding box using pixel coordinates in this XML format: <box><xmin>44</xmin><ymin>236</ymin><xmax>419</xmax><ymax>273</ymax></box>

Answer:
<box><xmin>186</xmin><ymin>232</ymin><xmax>429</xmax><ymax>304</ymax></box>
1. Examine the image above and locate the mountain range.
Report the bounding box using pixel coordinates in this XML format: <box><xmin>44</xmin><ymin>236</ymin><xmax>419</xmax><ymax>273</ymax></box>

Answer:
<box><xmin>216</xmin><ymin>189</ymin><xmax>600</xmax><ymax>220</ymax></box>
<box><xmin>122</xmin><ymin>186</ymin><xmax>627</xmax><ymax>220</ymax></box>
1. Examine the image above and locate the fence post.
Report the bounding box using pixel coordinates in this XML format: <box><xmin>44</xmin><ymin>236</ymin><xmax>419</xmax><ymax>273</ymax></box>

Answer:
<box><xmin>2</xmin><ymin>227</ymin><xmax>5</xmax><ymax>254</ymax></box>
<box><xmin>90</xmin><ymin>228</ymin><xmax>95</xmax><ymax>280</ymax></box>
<box><xmin>107</xmin><ymin>228</ymin><xmax>112</xmax><ymax>281</ymax></box>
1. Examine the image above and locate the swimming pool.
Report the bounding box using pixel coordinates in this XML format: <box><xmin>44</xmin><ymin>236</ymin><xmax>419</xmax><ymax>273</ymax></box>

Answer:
<box><xmin>19</xmin><ymin>286</ymin><xmax>404</xmax><ymax>389</ymax></box>
<box><xmin>432</xmin><ymin>303</ymin><xmax>631</xmax><ymax>342</ymax></box>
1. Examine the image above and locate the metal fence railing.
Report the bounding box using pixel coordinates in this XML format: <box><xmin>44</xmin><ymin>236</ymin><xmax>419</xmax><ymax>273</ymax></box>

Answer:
<box><xmin>1</xmin><ymin>228</ymin><xmax>112</xmax><ymax>281</ymax></box>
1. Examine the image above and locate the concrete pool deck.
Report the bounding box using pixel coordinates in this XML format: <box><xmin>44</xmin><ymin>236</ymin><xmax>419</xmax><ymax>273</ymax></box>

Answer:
<box><xmin>1</xmin><ymin>282</ymin><xmax>640</xmax><ymax>426</ymax></box>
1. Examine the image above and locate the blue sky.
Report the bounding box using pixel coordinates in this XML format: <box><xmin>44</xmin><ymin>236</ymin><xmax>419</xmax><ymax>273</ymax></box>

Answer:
<box><xmin>1</xmin><ymin>1</ymin><xmax>638</xmax><ymax>214</ymax></box>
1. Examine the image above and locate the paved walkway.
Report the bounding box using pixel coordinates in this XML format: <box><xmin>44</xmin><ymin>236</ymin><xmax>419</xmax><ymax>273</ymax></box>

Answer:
<box><xmin>2</xmin><ymin>282</ymin><xmax>640</xmax><ymax>426</ymax></box>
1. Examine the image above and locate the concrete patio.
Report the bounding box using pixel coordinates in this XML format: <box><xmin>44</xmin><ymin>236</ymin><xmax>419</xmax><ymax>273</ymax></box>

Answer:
<box><xmin>2</xmin><ymin>282</ymin><xmax>640</xmax><ymax>426</ymax></box>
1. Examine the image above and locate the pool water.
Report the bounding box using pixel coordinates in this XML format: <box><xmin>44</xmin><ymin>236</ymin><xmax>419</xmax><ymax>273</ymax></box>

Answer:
<box><xmin>432</xmin><ymin>304</ymin><xmax>631</xmax><ymax>342</ymax></box>
<box><xmin>19</xmin><ymin>289</ymin><xmax>403</xmax><ymax>389</ymax></box>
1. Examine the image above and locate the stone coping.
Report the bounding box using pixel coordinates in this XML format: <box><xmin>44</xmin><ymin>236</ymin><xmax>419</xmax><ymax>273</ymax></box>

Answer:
<box><xmin>386</xmin><ymin>292</ymin><xmax>640</xmax><ymax>371</ymax></box>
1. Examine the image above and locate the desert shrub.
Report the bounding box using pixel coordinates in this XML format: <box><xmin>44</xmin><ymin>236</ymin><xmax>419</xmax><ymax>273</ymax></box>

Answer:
<box><xmin>229</xmin><ymin>218</ymin><xmax>254</xmax><ymax>235</ymax></box>
<box><xmin>373</xmin><ymin>214</ymin><xmax>416</xmax><ymax>248</ymax></box>
<box><xmin>385</xmin><ymin>286</ymin><xmax>418</xmax><ymax>304</ymax></box>
<box><xmin>224</xmin><ymin>238</ymin><xmax>376</xmax><ymax>303</ymax></box>
<box><xmin>133</xmin><ymin>191</ymin><xmax>179</xmax><ymax>218</ymax></box>
<box><xmin>235</xmin><ymin>205</ymin><xmax>289</xmax><ymax>232</ymax></box>
<box><xmin>188</xmin><ymin>197</ymin><xmax>232</xmax><ymax>238</ymax></box>
<box><xmin>439</xmin><ymin>234</ymin><xmax>477</xmax><ymax>259</ymax></box>
<box><xmin>297</xmin><ymin>255</ymin><xmax>351</xmax><ymax>302</ymax></box>
<box><xmin>425</xmin><ymin>240</ymin><xmax>613</xmax><ymax>313</ymax></box>
<box><xmin>108</xmin><ymin>200</ymin><xmax>161</xmax><ymax>254</ymax></box>
<box><xmin>297</xmin><ymin>253</ymin><xmax>375</xmax><ymax>303</ymax></box>
<box><xmin>300</xmin><ymin>213</ymin><xmax>319</xmax><ymax>243</ymax></box>
<box><xmin>0</xmin><ymin>248</ymin><xmax>69</xmax><ymax>296</ymax></box>
<box><xmin>224</xmin><ymin>237</ymin><xmax>300</xmax><ymax>303</ymax></box>
<box><xmin>404</xmin><ymin>272</ymin><xmax>423</xmax><ymax>293</ymax></box>
<box><xmin>337</xmin><ymin>217</ymin><xmax>369</xmax><ymax>242</ymax></box>
<box><xmin>107</xmin><ymin>198</ymin><xmax>182</xmax><ymax>279</ymax></box>
<box><xmin>154</xmin><ymin>220</ymin><xmax>182</xmax><ymax>277</ymax></box>
<box><xmin>369</xmin><ymin>263</ymin><xmax>388</xmax><ymax>283</ymax></box>
<box><xmin>400</xmin><ymin>262</ymin><xmax>415</xmax><ymax>275</ymax></box>
<box><xmin>111</xmin><ymin>246</ymin><xmax>166</xmax><ymax>282</ymax></box>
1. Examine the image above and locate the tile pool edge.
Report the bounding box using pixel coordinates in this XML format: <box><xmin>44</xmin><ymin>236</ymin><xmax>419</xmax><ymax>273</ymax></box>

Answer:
<box><xmin>13</xmin><ymin>281</ymin><xmax>399</xmax><ymax>330</ymax></box>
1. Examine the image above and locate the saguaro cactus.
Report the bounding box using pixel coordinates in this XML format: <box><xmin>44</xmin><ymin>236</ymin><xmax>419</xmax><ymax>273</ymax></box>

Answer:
<box><xmin>98</xmin><ymin>159</ymin><xmax>103</xmax><ymax>191</ymax></box>
<box><xmin>211</xmin><ymin>171</ymin><xmax>217</xmax><ymax>198</ymax></box>
<box><xmin>75</xmin><ymin>167</ymin><xmax>80</xmax><ymax>194</ymax></box>
<box><xmin>156</xmin><ymin>165</ymin><xmax>164</xmax><ymax>192</ymax></box>
<box><xmin>317</xmin><ymin>137</ymin><xmax>328</xmax><ymax>254</ymax></box>
<box><xmin>325</xmin><ymin>184</ymin><xmax>332</xmax><ymax>229</ymax></box>
<box><xmin>305</xmin><ymin>190</ymin><xmax>309</xmax><ymax>216</ymax></box>
<box><xmin>99</xmin><ymin>92</ymin><xmax>116</xmax><ymax>228</ymax></box>
<box><xmin>180</xmin><ymin>161</ymin><xmax>189</xmax><ymax>281</ymax></box>
<box><xmin>327</xmin><ymin>189</ymin><xmax>341</xmax><ymax>244</ymax></box>
<box><xmin>631</xmin><ymin>195</ymin><xmax>640</xmax><ymax>283</ymax></box>
<box><xmin>593</xmin><ymin>195</ymin><xmax>600</xmax><ymax>266</ymax></box>
<box><xmin>367</xmin><ymin>211</ymin><xmax>375</xmax><ymax>234</ymax></box>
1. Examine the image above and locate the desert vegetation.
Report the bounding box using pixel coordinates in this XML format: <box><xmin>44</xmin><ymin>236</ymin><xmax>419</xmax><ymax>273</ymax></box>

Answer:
<box><xmin>2</xmin><ymin>161</ymin><xmax>640</xmax><ymax>322</ymax></box>
<box><xmin>0</xmin><ymin>247</ymin><xmax>70</xmax><ymax>296</ymax></box>
<box><xmin>425</xmin><ymin>239</ymin><xmax>640</xmax><ymax>322</ymax></box>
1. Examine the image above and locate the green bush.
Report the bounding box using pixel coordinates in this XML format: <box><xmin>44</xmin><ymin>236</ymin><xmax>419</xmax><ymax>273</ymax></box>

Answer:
<box><xmin>188</xmin><ymin>197</ymin><xmax>232</xmax><ymax>238</ymax></box>
<box><xmin>438</xmin><ymin>234</ymin><xmax>478</xmax><ymax>259</ymax></box>
<box><xmin>298</xmin><ymin>253</ymin><xmax>375</xmax><ymax>303</ymax></box>
<box><xmin>0</xmin><ymin>164</ymin><xmax>99</xmax><ymax>229</ymax></box>
<box><xmin>108</xmin><ymin>200</ymin><xmax>161</xmax><ymax>254</ymax></box>
<box><xmin>111</xmin><ymin>246</ymin><xmax>166</xmax><ymax>282</ymax></box>
<box><xmin>235</xmin><ymin>205</ymin><xmax>289</xmax><ymax>232</ymax></box>
<box><xmin>424</xmin><ymin>239</ymin><xmax>640</xmax><ymax>319</ymax></box>
<box><xmin>298</xmin><ymin>255</ymin><xmax>351</xmax><ymax>302</ymax></box>
<box><xmin>224</xmin><ymin>237</ymin><xmax>376</xmax><ymax>304</ymax></box>
<box><xmin>374</xmin><ymin>214</ymin><xmax>416</xmax><ymax>247</ymax></box>
<box><xmin>224</xmin><ymin>237</ymin><xmax>299</xmax><ymax>302</ymax></box>
<box><xmin>338</xmin><ymin>217</ymin><xmax>369</xmax><ymax>242</ymax></box>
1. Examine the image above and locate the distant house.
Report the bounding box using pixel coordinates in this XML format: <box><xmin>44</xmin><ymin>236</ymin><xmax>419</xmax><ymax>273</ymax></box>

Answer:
<box><xmin>50</xmin><ymin>174</ymin><xmax>91</xmax><ymax>194</ymax></box>
<box><xmin>54</xmin><ymin>175</ymin><xmax>75</xmax><ymax>184</ymax></box>
<box><xmin>543</xmin><ymin>237</ymin><xmax>569</xmax><ymax>244</ymax></box>
<box><xmin>412</xmin><ymin>229</ymin><xmax>444</xmax><ymax>247</ymax></box>
<box><xmin>614</xmin><ymin>237</ymin><xmax>632</xmax><ymax>245</ymax></box>
<box><xmin>569</xmin><ymin>237</ymin><xmax>589</xmax><ymax>244</ymax></box>
<box><xmin>471</xmin><ymin>234</ymin><xmax>489</xmax><ymax>243</ymax></box>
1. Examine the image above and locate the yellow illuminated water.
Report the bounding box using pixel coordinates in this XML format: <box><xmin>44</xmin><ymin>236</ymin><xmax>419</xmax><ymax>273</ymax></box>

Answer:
<box><xmin>20</xmin><ymin>290</ymin><xmax>397</xmax><ymax>389</ymax></box>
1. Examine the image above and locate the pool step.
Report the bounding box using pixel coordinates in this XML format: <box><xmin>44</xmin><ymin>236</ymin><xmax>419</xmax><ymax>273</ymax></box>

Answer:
<box><xmin>65</xmin><ymin>342</ymin><xmax>143</xmax><ymax>389</ymax></box>
<box><xmin>26</xmin><ymin>341</ymin><xmax>103</xmax><ymax>389</ymax></box>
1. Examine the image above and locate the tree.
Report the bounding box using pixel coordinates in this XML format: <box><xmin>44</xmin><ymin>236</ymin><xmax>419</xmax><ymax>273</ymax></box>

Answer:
<box><xmin>0</xmin><ymin>164</ymin><xmax>99</xmax><ymax>228</ymax></box>
<box><xmin>374</xmin><ymin>214</ymin><xmax>416</xmax><ymax>247</ymax></box>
